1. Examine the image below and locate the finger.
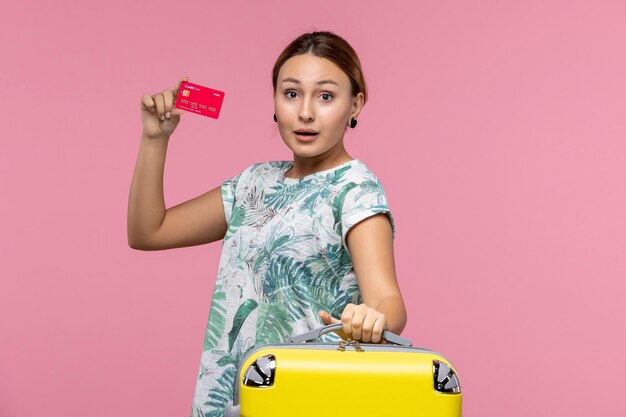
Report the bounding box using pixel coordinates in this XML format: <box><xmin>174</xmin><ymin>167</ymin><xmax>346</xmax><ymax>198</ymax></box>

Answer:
<box><xmin>319</xmin><ymin>310</ymin><xmax>341</xmax><ymax>325</ymax></box>
<box><xmin>372</xmin><ymin>316</ymin><xmax>386</xmax><ymax>343</ymax></box>
<box><xmin>174</xmin><ymin>76</ymin><xmax>189</xmax><ymax>97</ymax></box>
<box><xmin>163</xmin><ymin>89</ymin><xmax>173</xmax><ymax>118</ymax></box>
<box><xmin>171</xmin><ymin>77</ymin><xmax>189</xmax><ymax>117</ymax></box>
<box><xmin>349</xmin><ymin>304</ymin><xmax>370</xmax><ymax>341</ymax></box>
<box><xmin>319</xmin><ymin>310</ymin><xmax>330</xmax><ymax>324</ymax></box>
<box><xmin>141</xmin><ymin>94</ymin><xmax>155</xmax><ymax>111</ymax></box>
<box><xmin>361</xmin><ymin>311</ymin><xmax>379</xmax><ymax>343</ymax></box>
<box><xmin>318</xmin><ymin>310</ymin><xmax>325</xmax><ymax>320</ymax></box>
<box><xmin>341</xmin><ymin>304</ymin><xmax>355</xmax><ymax>336</ymax></box>
<box><xmin>171</xmin><ymin>106</ymin><xmax>186</xmax><ymax>117</ymax></box>
<box><xmin>326</xmin><ymin>314</ymin><xmax>341</xmax><ymax>324</ymax></box>
<box><xmin>154</xmin><ymin>94</ymin><xmax>165</xmax><ymax>120</ymax></box>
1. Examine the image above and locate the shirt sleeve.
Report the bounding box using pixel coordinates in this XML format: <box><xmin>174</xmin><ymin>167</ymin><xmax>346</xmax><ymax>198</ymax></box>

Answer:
<box><xmin>221</xmin><ymin>171</ymin><xmax>243</xmax><ymax>226</ymax></box>
<box><xmin>340</xmin><ymin>179</ymin><xmax>396</xmax><ymax>252</ymax></box>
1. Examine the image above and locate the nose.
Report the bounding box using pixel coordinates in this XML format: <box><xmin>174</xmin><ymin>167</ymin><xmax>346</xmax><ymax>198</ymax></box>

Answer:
<box><xmin>298</xmin><ymin>97</ymin><xmax>315</xmax><ymax>122</ymax></box>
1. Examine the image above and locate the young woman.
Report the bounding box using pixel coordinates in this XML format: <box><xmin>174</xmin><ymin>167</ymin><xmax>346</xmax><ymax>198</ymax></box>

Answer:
<box><xmin>128</xmin><ymin>31</ymin><xmax>407</xmax><ymax>416</ymax></box>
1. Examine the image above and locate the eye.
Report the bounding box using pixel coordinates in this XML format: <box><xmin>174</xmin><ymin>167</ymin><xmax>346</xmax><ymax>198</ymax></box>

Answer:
<box><xmin>284</xmin><ymin>90</ymin><xmax>298</xmax><ymax>99</ymax></box>
<box><xmin>320</xmin><ymin>93</ymin><xmax>333</xmax><ymax>101</ymax></box>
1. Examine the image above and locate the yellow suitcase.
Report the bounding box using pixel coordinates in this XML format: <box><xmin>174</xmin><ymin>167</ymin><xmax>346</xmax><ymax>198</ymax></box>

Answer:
<box><xmin>224</xmin><ymin>324</ymin><xmax>462</xmax><ymax>417</ymax></box>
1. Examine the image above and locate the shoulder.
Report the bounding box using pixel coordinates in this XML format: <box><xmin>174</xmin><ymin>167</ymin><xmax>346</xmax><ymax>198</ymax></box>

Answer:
<box><xmin>315</xmin><ymin>159</ymin><xmax>391</xmax><ymax>207</ymax></box>
<box><xmin>349</xmin><ymin>160</ymin><xmax>384</xmax><ymax>183</ymax></box>
<box><xmin>332</xmin><ymin>160</ymin><xmax>393</xmax><ymax>214</ymax></box>
<box><xmin>338</xmin><ymin>160</ymin><xmax>389</xmax><ymax>195</ymax></box>
<box><xmin>337</xmin><ymin>160</ymin><xmax>396</xmax><ymax>242</ymax></box>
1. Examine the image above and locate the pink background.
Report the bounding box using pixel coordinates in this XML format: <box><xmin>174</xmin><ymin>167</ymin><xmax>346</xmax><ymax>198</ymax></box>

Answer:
<box><xmin>1</xmin><ymin>0</ymin><xmax>625</xmax><ymax>415</ymax></box>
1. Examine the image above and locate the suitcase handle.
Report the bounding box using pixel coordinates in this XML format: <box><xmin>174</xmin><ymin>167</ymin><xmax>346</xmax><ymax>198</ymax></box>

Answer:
<box><xmin>289</xmin><ymin>324</ymin><xmax>412</xmax><ymax>346</ymax></box>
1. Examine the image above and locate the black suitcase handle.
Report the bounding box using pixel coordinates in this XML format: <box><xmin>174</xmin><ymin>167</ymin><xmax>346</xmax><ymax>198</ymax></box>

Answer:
<box><xmin>289</xmin><ymin>323</ymin><xmax>412</xmax><ymax>347</ymax></box>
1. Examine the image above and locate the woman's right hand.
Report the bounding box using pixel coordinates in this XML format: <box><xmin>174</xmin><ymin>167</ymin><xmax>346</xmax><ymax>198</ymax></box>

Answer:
<box><xmin>140</xmin><ymin>76</ymin><xmax>189</xmax><ymax>139</ymax></box>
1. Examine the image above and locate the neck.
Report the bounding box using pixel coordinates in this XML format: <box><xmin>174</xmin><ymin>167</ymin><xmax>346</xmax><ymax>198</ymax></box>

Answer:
<box><xmin>286</xmin><ymin>143</ymin><xmax>353</xmax><ymax>178</ymax></box>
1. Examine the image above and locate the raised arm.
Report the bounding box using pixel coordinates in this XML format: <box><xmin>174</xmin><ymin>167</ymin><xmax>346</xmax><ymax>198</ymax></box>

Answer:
<box><xmin>127</xmin><ymin>77</ymin><xmax>228</xmax><ymax>250</ymax></box>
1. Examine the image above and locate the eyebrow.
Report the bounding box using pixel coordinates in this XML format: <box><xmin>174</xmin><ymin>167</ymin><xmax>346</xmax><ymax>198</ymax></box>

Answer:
<box><xmin>280</xmin><ymin>77</ymin><xmax>339</xmax><ymax>86</ymax></box>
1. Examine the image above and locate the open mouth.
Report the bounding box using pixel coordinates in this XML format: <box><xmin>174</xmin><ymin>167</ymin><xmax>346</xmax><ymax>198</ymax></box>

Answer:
<box><xmin>294</xmin><ymin>130</ymin><xmax>319</xmax><ymax>142</ymax></box>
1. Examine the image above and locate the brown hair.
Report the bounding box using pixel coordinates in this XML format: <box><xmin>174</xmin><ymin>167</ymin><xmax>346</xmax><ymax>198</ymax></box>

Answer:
<box><xmin>272</xmin><ymin>31</ymin><xmax>368</xmax><ymax>105</ymax></box>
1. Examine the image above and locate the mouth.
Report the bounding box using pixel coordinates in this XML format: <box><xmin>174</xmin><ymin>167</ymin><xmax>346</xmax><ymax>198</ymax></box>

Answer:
<box><xmin>294</xmin><ymin>130</ymin><xmax>319</xmax><ymax>142</ymax></box>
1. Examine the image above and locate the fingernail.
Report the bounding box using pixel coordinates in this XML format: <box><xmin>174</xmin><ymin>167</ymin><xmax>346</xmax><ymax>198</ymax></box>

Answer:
<box><xmin>166</xmin><ymin>112</ymin><xmax>171</xmax><ymax>119</ymax></box>
<box><xmin>160</xmin><ymin>115</ymin><xmax>165</xmax><ymax>121</ymax></box>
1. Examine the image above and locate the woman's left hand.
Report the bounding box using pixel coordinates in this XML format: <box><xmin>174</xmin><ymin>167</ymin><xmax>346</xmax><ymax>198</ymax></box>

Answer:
<box><xmin>319</xmin><ymin>303</ymin><xmax>387</xmax><ymax>343</ymax></box>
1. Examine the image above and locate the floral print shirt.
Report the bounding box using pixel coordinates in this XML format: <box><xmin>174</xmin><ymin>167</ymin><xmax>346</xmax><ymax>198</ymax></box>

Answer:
<box><xmin>191</xmin><ymin>159</ymin><xmax>396</xmax><ymax>416</ymax></box>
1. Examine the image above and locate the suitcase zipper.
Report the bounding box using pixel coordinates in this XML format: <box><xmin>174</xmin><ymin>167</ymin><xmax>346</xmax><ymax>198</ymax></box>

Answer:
<box><xmin>337</xmin><ymin>338</ymin><xmax>364</xmax><ymax>352</ymax></box>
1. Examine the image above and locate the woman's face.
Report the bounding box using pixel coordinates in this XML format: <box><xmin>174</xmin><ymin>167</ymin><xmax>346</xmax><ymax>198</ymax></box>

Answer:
<box><xmin>274</xmin><ymin>53</ymin><xmax>364</xmax><ymax>159</ymax></box>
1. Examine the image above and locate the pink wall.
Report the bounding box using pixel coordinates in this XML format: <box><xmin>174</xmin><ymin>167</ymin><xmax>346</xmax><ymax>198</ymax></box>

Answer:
<box><xmin>1</xmin><ymin>0</ymin><xmax>625</xmax><ymax>415</ymax></box>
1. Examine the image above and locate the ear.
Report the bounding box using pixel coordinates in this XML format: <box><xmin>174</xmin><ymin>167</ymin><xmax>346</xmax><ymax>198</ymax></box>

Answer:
<box><xmin>350</xmin><ymin>91</ymin><xmax>365</xmax><ymax>119</ymax></box>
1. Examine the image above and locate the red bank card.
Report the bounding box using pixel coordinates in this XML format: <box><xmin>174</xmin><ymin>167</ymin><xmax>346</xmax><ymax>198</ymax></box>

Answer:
<box><xmin>175</xmin><ymin>81</ymin><xmax>225</xmax><ymax>119</ymax></box>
